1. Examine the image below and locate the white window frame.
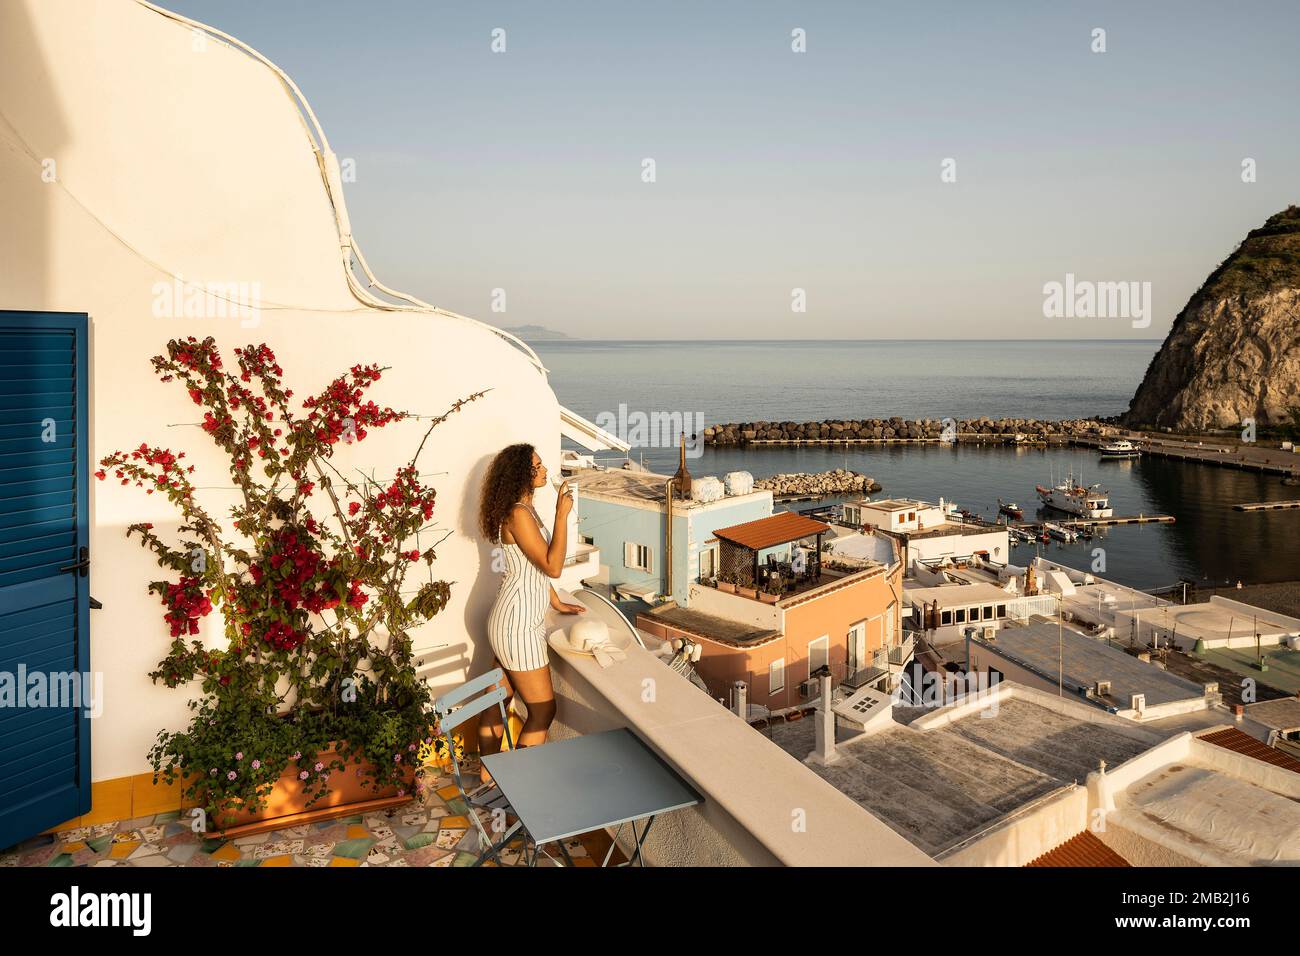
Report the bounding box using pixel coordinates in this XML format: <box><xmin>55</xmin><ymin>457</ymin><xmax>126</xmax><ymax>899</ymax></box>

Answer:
<box><xmin>847</xmin><ymin>620</ymin><xmax>867</xmax><ymax>671</ymax></box>
<box><xmin>624</xmin><ymin>542</ymin><xmax>653</xmax><ymax>573</ymax></box>
<box><xmin>808</xmin><ymin>635</ymin><xmax>829</xmax><ymax>675</ymax></box>
<box><xmin>698</xmin><ymin>543</ymin><xmax>719</xmax><ymax>580</ymax></box>
<box><xmin>769</xmin><ymin>658</ymin><xmax>785</xmax><ymax>695</ymax></box>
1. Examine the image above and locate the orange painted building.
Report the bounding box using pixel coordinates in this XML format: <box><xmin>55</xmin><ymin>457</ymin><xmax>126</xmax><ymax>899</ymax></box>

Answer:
<box><xmin>637</xmin><ymin>513</ymin><xmax>905</xmax><ymax>711</ymax></box>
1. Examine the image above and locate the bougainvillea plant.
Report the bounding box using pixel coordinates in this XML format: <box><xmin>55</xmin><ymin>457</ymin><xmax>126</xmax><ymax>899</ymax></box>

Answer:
<box><xmin>98</xmin><ymin>336</ymin><xmax>483</xmax><ymax>827</ymax></box>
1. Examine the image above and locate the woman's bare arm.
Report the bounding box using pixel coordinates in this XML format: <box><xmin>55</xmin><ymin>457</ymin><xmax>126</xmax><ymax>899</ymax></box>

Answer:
<box><xmin>505</xmin><ymin>503</ymin><xmax>569</xmax><ymax>578</ymax></box>
<box><xmin>550</xmin><ymin>584</ymin><xmax>585</xmax><ymax>614</ymax></box>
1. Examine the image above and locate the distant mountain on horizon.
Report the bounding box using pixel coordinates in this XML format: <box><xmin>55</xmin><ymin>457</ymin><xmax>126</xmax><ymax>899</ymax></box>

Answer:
<box><xmin>501</xmin><ymin>324</ymin><xmax>571</xmax><ymax>341</ymax></box>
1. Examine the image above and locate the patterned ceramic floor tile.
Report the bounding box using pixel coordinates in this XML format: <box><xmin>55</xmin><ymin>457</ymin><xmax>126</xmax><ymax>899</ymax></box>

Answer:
<box><xmin>331</xmin><ymin>837</ymin><xmax>374</xmax><ymax>860</ymax></box>
<box><xmin>166</xmin><ymin>844</ymin><xmax>200</xmax><ymax>865</ymax></box>
<box><xmin>0</xmin><ymin>758</ymin><xmax>620</xmax><ymax>866</ymax></box>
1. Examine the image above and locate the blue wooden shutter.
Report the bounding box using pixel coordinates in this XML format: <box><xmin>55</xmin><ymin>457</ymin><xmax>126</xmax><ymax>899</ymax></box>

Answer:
<box><xmin>0</xmin><ymin>311</ymin><xmax>91</xmax><ymax>850</ymax></box>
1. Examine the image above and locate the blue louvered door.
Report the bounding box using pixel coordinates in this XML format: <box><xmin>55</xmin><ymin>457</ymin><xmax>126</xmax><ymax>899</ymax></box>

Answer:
<box><xmin>0</xmin><ymin>311</ymin><xmax>91</xmax><ymax>850</ymax></box>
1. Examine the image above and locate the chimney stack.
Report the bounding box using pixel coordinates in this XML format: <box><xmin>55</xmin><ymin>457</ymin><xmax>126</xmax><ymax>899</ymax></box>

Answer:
<box><xmin>671</xmin><ymin>433</ymin><xmax>692</xmax><ymax>500</ymax></box>
<box><xmin>732</xmin><ymin>680</ymin><xmax>748</xmax><ymax>720</ymax></box>
<box><xmin>808</xmin><ymin>669</ymin><xmax>840</xmax><ymax>765</ymax></box>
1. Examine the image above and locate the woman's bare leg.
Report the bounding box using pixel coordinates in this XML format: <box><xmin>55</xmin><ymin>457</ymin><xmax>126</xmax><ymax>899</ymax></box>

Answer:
<box><xmin>505</xmin><ymin>664</ymin><xmax>557</xmax><ymax>748</ymax></box>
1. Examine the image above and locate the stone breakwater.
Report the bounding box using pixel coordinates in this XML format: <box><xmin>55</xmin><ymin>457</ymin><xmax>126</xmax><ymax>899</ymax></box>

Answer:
<box><xmin>754</xmin><ymin>469</ymin><xmax>881</xmax><ymax>498</ymax></box>
<box><xmin>703</xmin><ymin>417</ymin><xmax>1102</xmax><ymax>445</ymax></box>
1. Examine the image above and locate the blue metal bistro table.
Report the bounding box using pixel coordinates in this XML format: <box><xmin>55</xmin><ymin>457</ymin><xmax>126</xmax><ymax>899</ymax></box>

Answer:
<box><xmin>481</xmin><ymin>728</ymin><xmax>701</xmax><ymax>867</ymax></box>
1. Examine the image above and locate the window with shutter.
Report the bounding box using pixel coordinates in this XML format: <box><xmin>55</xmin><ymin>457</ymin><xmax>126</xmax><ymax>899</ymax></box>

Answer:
<box><xmin>769</xmin><ymin>658</ymin><xmax>785</xmax><ymax>695</ymax></box>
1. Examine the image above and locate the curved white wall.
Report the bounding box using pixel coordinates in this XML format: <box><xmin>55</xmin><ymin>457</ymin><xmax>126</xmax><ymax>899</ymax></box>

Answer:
<box><xmin>0</xmin><ymin>0</ymin><xmax>559</xmax><ymax>779</ymax></box>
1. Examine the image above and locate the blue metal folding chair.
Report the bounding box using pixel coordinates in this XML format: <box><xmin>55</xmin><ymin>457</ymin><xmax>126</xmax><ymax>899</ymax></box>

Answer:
<box><xmin>431</xmin><ymin>668</ymin><xmax>526</xmax><ymax>866</ymax></box>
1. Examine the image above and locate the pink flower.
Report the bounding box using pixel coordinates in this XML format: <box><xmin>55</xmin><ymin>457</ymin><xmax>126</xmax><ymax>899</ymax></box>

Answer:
<box><xmin>251</xmin><ymin>759</ymin><xmax>261</xmax><ymax>770</ymax></box>
<box><xmin>394</xmin><ymin>754</ymin><xmax>402</xmax><ymax>763</ymax></box>
<box><xmin>235</xmin><ymin>752</ymin><xmax>243</xmax><ymax>761</ymax></box>
<box><xmin>226</xmin><ymin>771</ymin><xmax>237</xmax><ymax>780</ymax></box>
<box><xmin>299</xmin><ymin>770</ymin><xmax>309</xmax><ymax>780</ymax></box>
<box><xmin>292</xmin><ymin>751</ymin><xmax>302</xmax><ymax>760</ymax></box>
<box><xmin>314</xmin><ymin>762</ymin><xmax>324</xmax><ymax>772</ymax></box>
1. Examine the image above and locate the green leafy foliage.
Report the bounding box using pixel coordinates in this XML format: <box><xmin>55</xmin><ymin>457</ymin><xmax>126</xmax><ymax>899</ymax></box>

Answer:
<box><xmin>97</xmin><ymin>337</ymin><xmax>485</xmax><ymax>827</ymax></box>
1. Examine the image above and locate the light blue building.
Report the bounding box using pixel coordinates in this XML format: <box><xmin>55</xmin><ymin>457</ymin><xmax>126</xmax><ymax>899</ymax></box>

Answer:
<box><xmin>572</xmin><ymin>468</ymin><xmax>773</xmax><ymax>606</ymax></box>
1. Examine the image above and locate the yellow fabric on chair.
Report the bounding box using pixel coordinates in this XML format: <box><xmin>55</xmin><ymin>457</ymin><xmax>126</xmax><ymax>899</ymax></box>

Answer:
<box><xmin>500</xmin><ymin>711</ymin><xmax>524</xmax><ymax>751</ymax></box>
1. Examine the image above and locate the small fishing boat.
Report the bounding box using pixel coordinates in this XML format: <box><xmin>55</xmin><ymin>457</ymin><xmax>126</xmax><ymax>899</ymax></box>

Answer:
<box><xmin>997</xmin><ymin>498</ymin><xmax>1024</xmax><ymax>520</ymax></box>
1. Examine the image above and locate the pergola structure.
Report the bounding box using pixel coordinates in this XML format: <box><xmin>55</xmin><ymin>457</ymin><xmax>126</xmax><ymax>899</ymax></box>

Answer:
<box><xmin>713</xmin><ymin>512</ymin><xmax>830</xmax><ymax>590</ymax></box>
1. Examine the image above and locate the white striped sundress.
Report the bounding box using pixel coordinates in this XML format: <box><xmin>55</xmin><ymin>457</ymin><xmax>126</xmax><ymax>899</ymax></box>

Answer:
<box><xmin>486</xmin><ymin>506</ymin><xmax>552</xmax><ymax>671</ymax></box>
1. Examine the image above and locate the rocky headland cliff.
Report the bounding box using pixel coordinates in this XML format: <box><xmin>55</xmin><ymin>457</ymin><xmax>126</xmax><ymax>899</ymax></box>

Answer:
<box><xmin>1124</xmin><ymin>206</ymin><xmax>1300</xmax><ymax>431</ymax></box>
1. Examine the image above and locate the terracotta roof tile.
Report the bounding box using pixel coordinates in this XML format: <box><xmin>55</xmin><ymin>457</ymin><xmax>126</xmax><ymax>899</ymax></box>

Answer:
<box><xmin>1198</xmin><ymin>726</ymin><xmax>1300</xmax><ymax>774</ymax></box>
<box><xmin>1026</xmin><ymin>831</ymin><xmax>1130</xmax><ymax>867</ymax></box>
<box><xmin>713</xmin><ymin>511</ymin><xmax>830</xmax><ymax>551</ymax></box>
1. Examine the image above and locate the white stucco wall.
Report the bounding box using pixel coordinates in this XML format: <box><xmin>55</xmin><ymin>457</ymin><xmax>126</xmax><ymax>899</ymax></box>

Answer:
<box><xmin>1</xmin><ymin>0</ymin><xmax>560</xmax><ymax>780</ymax></box>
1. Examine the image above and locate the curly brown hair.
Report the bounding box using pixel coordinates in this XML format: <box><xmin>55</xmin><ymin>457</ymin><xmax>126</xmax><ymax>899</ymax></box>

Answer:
<box><xmin>479</xmin><ymin>443</ymin><xmax>537</xmax><ymax>542</ymax></box>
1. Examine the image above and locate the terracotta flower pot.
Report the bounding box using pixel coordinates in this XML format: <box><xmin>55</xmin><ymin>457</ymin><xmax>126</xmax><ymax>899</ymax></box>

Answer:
<box><xmin>206</xmin><ymin>742</ymin><xmax>414</xmax><ymax>838</ymax></box>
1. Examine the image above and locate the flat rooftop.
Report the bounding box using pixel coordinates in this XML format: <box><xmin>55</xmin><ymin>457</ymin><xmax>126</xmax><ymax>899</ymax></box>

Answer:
<box><xmin>572</xmin><ymin>467</ymin><xmax>767</xmax><ymax>509</ymax></box>
<box><xmin>897</xmin><ymin>521</ymin><xmax>1005</xmax><ymax>539</ymax></box>
<box><xmin>862</xmin><ymin>498</ymin><xmax>929</xmax><ymax>511</ymax></box>
<box><xmin>769</xmin><ymin>696</ymin><xmax>1153</xmax><ymax>856</ymax></box>
<box><xmin>640</xmin><ymin>604</ymin><xmax>780</xmax><ymax>647</ymax></box>
<box><xmin>1125</xmin><ymin>599</ymin><xmax>1300</xmax><ymax>641</ymax></box>
<box><xmin>974</xmin><ymin>620</ymin><xmax>1207</xmax><ymax>708</ymax></box>
<box><xmin>826</xmin><ymin>529</ymin><xmax>896</xmax><ymax>566</ymax></box>
<box><xmin>903</xmin><ymin>582</ymin><xmax>1015</xmax><ymax>606</ymax></box>
<box><xmin>1201</xmin><ymin>644</ymin><xmax>1300</xmax><ymax>695</ymax></box>
<box><xmin>1160</xmin><ymin>648</ymin><xmax>1294</xmax><ymax>708</ymax></box>
<box><xmin>1117</xmin><ymin>760</ymin><xmax>1300</xmax><ymax>864</ymax></box>
<box><xmin>1245</xmin><ymin>696</ymin><xmax>1300</xmax><ymax>732</ymax></box>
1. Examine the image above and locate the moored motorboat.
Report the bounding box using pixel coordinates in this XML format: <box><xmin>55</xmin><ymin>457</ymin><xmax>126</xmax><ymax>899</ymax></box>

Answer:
<box><xmin>1099</xmin><ymin>438</ymin><xmax>1140</xmax><ymax>459</ymax></box>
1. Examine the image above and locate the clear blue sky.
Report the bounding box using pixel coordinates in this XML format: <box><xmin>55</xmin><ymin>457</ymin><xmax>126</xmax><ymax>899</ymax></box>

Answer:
<box><xmin>164</xmin><ymin>0</ymin><xmax>1299</xmax><ymax>340</ymax></box>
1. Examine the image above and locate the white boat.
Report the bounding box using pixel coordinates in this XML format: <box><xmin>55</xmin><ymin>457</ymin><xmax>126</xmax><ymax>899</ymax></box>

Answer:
<box><xmin>1036</xmin><ymin>468</ymin><xmax>1113</xmax><ymax>518</ymax></box>
<box><xmin>1043</xmin><ymin>522</ymin><xmax>1078</xmax><ymax>542</ymax></box>
<box><xmin>1099</xmin><ymin>438</ymin><xmax>1140</xmax><ymax>459</ymax></box>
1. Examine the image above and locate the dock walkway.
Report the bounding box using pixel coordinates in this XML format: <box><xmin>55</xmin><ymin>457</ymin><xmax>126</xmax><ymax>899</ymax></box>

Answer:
<box><xmin>1070</xmin><ymin>435</ymin><xmax>1300</xmax><ymax>477</ymax></box>
<box><xmin>1234</xmin><ymin>500</ymin><xmax>1300</xmax><ymax>512</ymax></box>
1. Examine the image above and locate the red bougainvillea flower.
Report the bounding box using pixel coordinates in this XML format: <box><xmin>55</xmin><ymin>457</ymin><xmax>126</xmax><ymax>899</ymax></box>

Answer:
<box><xmin>162</xmin><ymin>576</ymin><xmax>213</xmax><ymax>637</ymax></box>
<box><xmin>263</xmin><ymin>621</ymin><xmax>306</xmax><ymax>652</ymax></box>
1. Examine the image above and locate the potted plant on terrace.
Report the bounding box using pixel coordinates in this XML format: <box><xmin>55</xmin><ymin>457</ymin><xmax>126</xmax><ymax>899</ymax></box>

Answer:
<box><xmin>96</xmin><ymin>336</ymin><xmax>483</xmax><ymax>835</ymax></box>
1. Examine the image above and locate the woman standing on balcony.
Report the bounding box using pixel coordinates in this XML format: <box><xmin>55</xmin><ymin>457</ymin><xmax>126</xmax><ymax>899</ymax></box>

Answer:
<box><xmin>476</xmin><ymin>443</ymin><xmax>585</xmax><ymax>783</ymax></box>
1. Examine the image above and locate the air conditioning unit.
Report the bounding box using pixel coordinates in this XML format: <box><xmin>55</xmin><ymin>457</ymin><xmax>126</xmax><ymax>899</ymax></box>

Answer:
<box><xmin>1131</xmin><ymin>693</ymin><xmax>1146</xmax><ymax>713</ymax></box>
<box><xmin>798</xmin><ymin>679</ymin><xmax>817</xmax><ymax>700</ymax></box>
<box><xmin>982</xmin><ymin>626</ymin><xmax>996</xmax><ymax>640</ymax></box>
<box><xmin>1095</xmin><ymin>680</ymin><xmax>1111</xmax><ymax>696</ymax></box>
